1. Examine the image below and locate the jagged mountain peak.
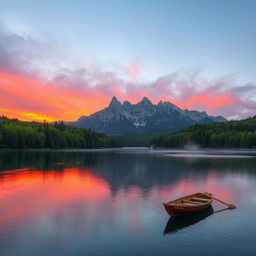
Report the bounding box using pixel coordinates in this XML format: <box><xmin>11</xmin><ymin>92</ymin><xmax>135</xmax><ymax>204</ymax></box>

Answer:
<box><xmin>141</xmin><ymin>97</ymin><xmax>153</xmax><ymax>105</ymax></box>
<box><xmin>157</xmin><ymin>100</ymin><xmax>181</xmax><ymax>112</ymax></box>
<box><xmin>122</xmin><ymin>100</ymin><xmax>132</xmax><ymax>109</ymax></box>
<box><xmin>108</xmin><ymin>96</ymin><xmax>122</xmax><ymax>109</ymax></box>
<box><xmin>123</xmin><ymin>100</ymin><xmax>131</xmax><ymax>105</ymax></box>
<box><xmin>69</xmin><ymin>96</ymin><xmax>227</xmax><ymax>135</ymax></box>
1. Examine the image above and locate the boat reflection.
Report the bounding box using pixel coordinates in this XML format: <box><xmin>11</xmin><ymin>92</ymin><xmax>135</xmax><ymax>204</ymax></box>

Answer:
<box><xmin>164</xmin><ymin>205</ymin><xmax>214</xmax><ymax>234</ymax></box>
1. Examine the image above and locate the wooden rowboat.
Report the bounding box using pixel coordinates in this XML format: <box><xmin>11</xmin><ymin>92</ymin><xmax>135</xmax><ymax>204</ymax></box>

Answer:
<box><xmin>163</xmin><ymin>192</ymin><xmax>213</xmax><ymax>217</ymax></box>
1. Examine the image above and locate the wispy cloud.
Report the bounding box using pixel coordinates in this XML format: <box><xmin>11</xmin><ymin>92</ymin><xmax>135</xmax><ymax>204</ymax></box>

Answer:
<box><xmin>0</xmin><ymin>28</ymin><xmax>255</xmax><ymax>121</ymax></box>
<box><xmin>128</xmin><ymin>58</ymin><xmax>141</xmax><ymax>79</ymax></box>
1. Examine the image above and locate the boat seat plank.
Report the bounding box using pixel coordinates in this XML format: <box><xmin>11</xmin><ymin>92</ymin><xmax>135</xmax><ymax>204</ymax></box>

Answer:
<box><xmin>191</xmin><ymin>197</ymin><xmax>210</xmax><ymax>202</ymax></box>
<box><xmin>182</xmin><ymin>202</ymin><xmax>197</xmax><ymax>206</ymax></box>
<box><xmin>182</xmin><ymin>199</ymin><xmax>202</xmax><ymax>205</ymax></box>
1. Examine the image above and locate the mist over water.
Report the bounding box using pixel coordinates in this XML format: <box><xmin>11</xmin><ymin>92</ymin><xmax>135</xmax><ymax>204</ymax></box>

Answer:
<box><xmin>0</xmin><ymin>149</ymin><xmax>256</xmax><ymax>256</ymax></box>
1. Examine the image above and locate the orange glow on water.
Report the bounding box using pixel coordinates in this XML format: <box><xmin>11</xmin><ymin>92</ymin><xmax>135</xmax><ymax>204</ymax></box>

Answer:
<box><xmin>0</xmin><ymin>168</ymin><xmax>110</xmax><ymax>231</ymax></box>
<box><xmin>0</xmin><ymin>163</ymin><xmax>248</xmax><ymax>238</ymax></box>
<box><xmin>0</xmin><ymin>168</ymin><xmax>109</xmax><ymax>201</ymax></box>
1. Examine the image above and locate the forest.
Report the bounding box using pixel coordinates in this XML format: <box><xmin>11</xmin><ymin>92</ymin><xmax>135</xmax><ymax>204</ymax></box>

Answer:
<box><xmin>0</xmin><ymin>116</ymin><xmax>122</xmax><ymax>149</ymax></box>
<box><xmin>152</xmin><ymin>116</ymin><xmax>256</xmax><ymax>148</ymax></box>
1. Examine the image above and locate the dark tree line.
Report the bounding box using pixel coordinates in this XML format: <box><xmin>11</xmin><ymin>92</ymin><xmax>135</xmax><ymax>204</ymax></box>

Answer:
<box><xmin>152</xmin><ymin>116</ymin><xmax>256</xmax><ymax>149</ymax></box>
<box><xmin>0</xmin><ymin>116</ymin><xmax>122</xmax><ymax>149</ymax></box>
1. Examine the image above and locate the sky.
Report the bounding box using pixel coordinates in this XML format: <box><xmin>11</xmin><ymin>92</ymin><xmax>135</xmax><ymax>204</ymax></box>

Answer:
<box><xmin>0</xmin><ymin>0</ymin><xmax>255</xmax><ymax>121</ymax></box>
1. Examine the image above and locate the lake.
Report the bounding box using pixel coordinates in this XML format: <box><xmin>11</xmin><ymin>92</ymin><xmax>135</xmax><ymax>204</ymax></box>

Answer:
<box><xmin>0</xmin><ymin>149</ymin><xmax>256</xmax><ymax>256</ymax></box>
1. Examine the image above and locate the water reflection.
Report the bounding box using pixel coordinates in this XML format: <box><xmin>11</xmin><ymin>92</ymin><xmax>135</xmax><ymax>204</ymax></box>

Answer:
<box><xmin>164</xmin><ymin>206</ymin><xmax>214</xmax><ymax>234</ymax></box>
<box><xmin>0</xmin><ymin>150</ymin><xmax>256</xmax><ymax>256</ymax></box>
<box><xmin>0</xmin><ymin>168</ymin><xmax>110</xmax><ymax>237</ymax></box>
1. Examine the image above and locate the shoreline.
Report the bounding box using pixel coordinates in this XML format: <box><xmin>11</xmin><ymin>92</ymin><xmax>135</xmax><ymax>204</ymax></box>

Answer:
<box><xmin>1</xmin><ymin>147</ymin><xmax>256</xmax><ymax>155</ymax></box>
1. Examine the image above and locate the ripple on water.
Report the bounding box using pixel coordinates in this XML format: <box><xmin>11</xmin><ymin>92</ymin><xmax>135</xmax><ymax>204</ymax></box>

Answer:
<box><xmin>166</xmin><ymin>153</ymin><xmax>255</xmax><ymax>158</ymax></box>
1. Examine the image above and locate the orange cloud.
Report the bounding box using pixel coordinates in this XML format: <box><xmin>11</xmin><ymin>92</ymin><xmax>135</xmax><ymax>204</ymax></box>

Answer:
<box><xmin>166</xmin><ymin>93</ymin><xmax>237</xmax><ymax>112</ymax></box>
<box><xmin>0</xmin><ymin>71</ymin><xmax>110</xmax><ymax>121</ymax></box>
<box><xmin>184</xmin><ymin>93</ymin><xmax>236</xmax><ymax>109</ymax></box>
<box><xmin>0</xmin><ymin>68</ymin><xmax>254</xmax><ymax>122</ymax></box>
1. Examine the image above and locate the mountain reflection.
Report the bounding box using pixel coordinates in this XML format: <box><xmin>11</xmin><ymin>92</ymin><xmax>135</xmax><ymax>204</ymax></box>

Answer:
<box><xmin>0</xmin><ymin>151</ymin><xmax>255</xmax><ymax>235</ymax></box>
<box><xmin>1</xmin><ymin>151</ymin><xmax>255</xmax><ymax>196</ymax></box>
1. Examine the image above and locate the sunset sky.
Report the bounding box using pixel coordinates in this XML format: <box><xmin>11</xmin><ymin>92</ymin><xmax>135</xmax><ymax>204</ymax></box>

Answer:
<box><xmin>0</xmin><ymin>0</ymin><xmax>255</xmax><ymax>121</ymax></box>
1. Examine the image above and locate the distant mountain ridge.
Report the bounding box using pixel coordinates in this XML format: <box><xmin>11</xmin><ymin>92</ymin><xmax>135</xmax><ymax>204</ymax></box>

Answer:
<box><xmin>68</xmin><ymin>97</ymin><xmax>226</xmax><ymax>135</ymax></box>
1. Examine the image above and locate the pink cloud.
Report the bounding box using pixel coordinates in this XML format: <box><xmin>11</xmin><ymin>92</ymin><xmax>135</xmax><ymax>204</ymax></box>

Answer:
<box><xmin>129</xmin><ymin>58</ymin><xmax>141</xmax><ymax>79</ymax></box>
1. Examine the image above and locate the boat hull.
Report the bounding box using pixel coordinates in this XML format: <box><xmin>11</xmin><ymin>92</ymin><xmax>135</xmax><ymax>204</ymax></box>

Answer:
<box><xmin>163</xmin><ymin>202</ymin><xmax>211</xmax><ymax>217</ymax></box>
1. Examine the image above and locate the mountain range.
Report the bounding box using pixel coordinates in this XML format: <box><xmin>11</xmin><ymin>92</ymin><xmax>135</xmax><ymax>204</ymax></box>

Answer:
<box><xmin>68</xmin><ymin>97</ymin><xmax>226</xmax><ymax>136</ymax></box>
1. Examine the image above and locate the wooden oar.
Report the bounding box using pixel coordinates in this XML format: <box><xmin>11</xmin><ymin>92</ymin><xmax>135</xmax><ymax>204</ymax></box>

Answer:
<box><xmin>203</xmin><ymin>193</ymin><xmax>236</xmax><ymax>209</ymax></box>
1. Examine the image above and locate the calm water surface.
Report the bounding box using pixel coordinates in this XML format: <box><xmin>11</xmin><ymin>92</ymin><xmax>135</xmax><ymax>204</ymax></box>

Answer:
<box><xmin>0</xmin><ymin>149</ymin><xmax>256</xmax><ymax>256</ymax></box>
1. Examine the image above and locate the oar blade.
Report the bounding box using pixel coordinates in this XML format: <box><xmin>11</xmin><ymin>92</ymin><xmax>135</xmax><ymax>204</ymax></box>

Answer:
<box><xmin>203</xmin><ymin>193</ymin><xmax>237</xmax><ymax>210</ymax></box>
